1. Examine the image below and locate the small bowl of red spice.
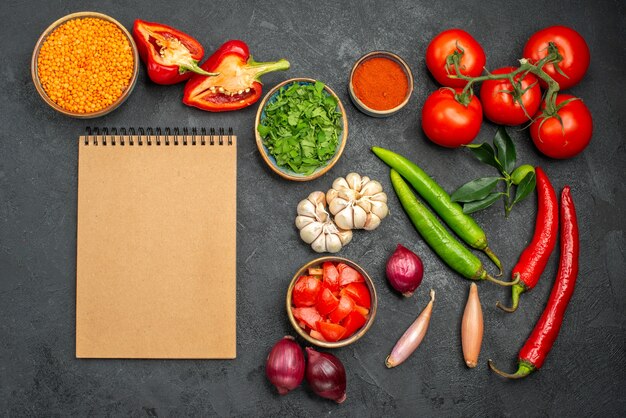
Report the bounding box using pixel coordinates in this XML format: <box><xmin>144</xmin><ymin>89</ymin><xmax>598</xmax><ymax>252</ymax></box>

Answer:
<box><xmin>348</xmin><ymin>51</ymin><xmax>413</xmax><ymax>117</ymax></box>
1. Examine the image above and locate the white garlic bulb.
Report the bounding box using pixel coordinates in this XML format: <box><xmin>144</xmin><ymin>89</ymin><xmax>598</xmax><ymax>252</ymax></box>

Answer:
<box><xmin>326</xmin><ymin>173</ymin><xmax>389</xmax><ymax>231</ymax></box>
<box><xmin>295</xmin><ymin>191</ymin><xmax>353</xmax><ymax>253</ymax></box>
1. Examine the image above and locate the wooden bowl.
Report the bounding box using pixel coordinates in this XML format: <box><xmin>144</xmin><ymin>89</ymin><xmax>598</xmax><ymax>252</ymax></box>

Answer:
<box><xmin>31</xmin><ymin>12</ymin><xmax>139</xmax><ymax>118</ymax></box>
<box><xmin>286</xmin><ymin>256</ymin><xmax>377</xmax><ymax>348</ymax></box>
<box><xmin>348</xmin><ymin>51</ymin><xmax>413</xmax><ymax>117</ymax></box>
<box><xmin>254</xmin><ymin>78</ymin><xmax>348</xmax><ymax>181</ymax></box>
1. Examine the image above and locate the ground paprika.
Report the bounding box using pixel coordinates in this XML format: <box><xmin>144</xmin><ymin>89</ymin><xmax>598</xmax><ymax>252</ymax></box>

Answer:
<box><xmin>352</xmin><ymin>57</ymin><xmax>409</xmax><ymax>110</ymax></box>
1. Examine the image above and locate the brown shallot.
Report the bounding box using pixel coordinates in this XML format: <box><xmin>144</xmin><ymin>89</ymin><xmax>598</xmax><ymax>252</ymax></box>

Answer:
<box><xmin>461</xmin><ymin>283</ymin><xmax>483</xmax><ymax>368</ymax></box>
<box><xmin>385</xmin><ymin>289</ymin><xmax>435</xmax><ymax>368</ymax></box>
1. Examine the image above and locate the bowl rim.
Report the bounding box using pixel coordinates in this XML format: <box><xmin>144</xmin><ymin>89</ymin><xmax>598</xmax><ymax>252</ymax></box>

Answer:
<box><xmin>348</xmin><ymin>50</ymin><xmax>414</xmax><ymax>116</ymax></box>
<box><xmin>286</xmin><ymin>256</ymin><xmax>377</xmax><ymax>348</ymax></box>
<box><xmin>254</xmin><ymin>77</ymin><xmax>348</xmax><ymax>182</ymax></box>
<box><xmin>31</xmin><ymin>11</ymin><xmax>139</xmax><ymax>119</ymax></box>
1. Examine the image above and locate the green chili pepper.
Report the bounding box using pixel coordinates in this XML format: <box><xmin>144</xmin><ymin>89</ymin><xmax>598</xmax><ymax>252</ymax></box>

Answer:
<box><xmin>372</xmin><ymin>146</ymin><xmax>502</xmax><ymax>274</ymax></box>
<box><xmin>390</xmin><ymin>169</ymin><xmax>517</xmax><ymax>286</ymax></box>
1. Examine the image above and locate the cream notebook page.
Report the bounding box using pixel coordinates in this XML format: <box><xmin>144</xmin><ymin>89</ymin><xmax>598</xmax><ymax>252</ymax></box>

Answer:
<box><xmin>76</xmin><ymin>130</ymin><xmax>236</xmax><ymax>359</ymax></box>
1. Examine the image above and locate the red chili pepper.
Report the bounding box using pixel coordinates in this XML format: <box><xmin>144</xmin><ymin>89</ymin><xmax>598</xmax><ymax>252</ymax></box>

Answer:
<box><xmin>183</xmin><ymin>40</ymin><xmax>290</xmax><ymax>112</ymax></box>
<box><xmin>489</xmin><ymin>186</ymin><xmax>579</xmax><ymax>378</ymax></box>
<box><xmin>132</xmin><ymin>20</ymin><xmax>217</xmax><ymax>85</ymax></box>
<box><xmin>497</xmin><ymin>167</ymin><xmax>558</xmax><ymax>312</ymax></box>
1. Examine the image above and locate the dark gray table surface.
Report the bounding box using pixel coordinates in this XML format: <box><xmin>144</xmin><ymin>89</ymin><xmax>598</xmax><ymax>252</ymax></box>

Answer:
<box><xmin>1</xmin><ymin>0</ymin><xmax>625</xmax><ymax>416</ymax></box>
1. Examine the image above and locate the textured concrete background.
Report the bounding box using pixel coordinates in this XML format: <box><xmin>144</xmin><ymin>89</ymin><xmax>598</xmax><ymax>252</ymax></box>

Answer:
<box><xmin>1</xmin><ymin>0</ymin><xmax>625</xmax><ymax>416</ymax></box>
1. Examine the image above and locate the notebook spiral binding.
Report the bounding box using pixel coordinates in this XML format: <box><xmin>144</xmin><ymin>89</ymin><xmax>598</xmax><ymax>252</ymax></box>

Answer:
<box><xmin>84</xmin><ymin>127</ymin><xmax>234</xmax><ymax>146</ymax></box>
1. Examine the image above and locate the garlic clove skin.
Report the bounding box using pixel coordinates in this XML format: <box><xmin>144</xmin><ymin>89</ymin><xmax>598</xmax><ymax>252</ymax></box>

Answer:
<box><xmin>328</xmin><ymin>197</ymin><xmax>350</xmax><ymax>216</ymax></box>
<box><xmin>326</xmin><ymin>188</ymin><xmax>339</xmax><ymax>205</ymax></box>
<box><xmin>308</xmin><ymin>191</ymin><xmax>326</xmax><ymax>206</ymax></box>
<box><xmin>332</xmin><ymin>177</ymin><xmax>350</xmax><ymax>191</ymax></box>
<box><xmin>325</xmin><ymin>233</ymin><xmax>342</xmax><ymax>253</ymax></box>
<box><xmin>300</xmin><ymin>222</ymin><xmax>323</xmax><ymax>244</ymax></box>
<box><xmin>345</xmin><ymin>173</ymin><xmax>362</xmax><ymax>191</ymax></box>
<box><xmin>334</xmin><ymin>207</ymin><xmax>354</xmax><ymax>230</ymax></box>
<box><xmin>369</xmin><ymin>192</ymin><xmax>388</xmax><ymax>203</ymax></box>
<box><xmin>361</xmin><ymin>180</ymin><xmax>383</xmax><ymax>196</ymax></box>
<box><xmin>337</xmin><ymin>229</ymin><xmax>352</xmax><ymax>246</ymax></box>
<box><xmin>371</xmin><ymin>200</ymin><xmax>389</xmax><ymax>220</ymax></box>
<box><xmin>356</xmin><ymin>199</ymin><xmax>372</xmax><ymax>213</ymax></box>
<box><xmin>311</xmin><ymin>233</ymin><xmax>327</xmax><ymax>253</ymax></box>
<box><xmin>363</xmin><ymin>213</ymin><xmax>381</xmax><ymax>231</ymax></box>
<box><xmin>352</xmin><ymin>205</ymin><xmax>367</xmax><ymax>229</ymax></box>
<box><xmin>295</xmin><ymin>215</ymin><xmax>315</xmax><ymax>230</ymax></box>
<box><xmin>297</xmin><ymin>199</ymin><xmax>318</xmax><ymax>218</ymax></box>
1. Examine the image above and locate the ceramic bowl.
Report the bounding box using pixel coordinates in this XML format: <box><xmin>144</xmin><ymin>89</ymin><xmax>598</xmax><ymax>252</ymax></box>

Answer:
<box><xmin>348</xmin><ymin>51</ymin><xmax>413</xmax><ymax>117</ymax></box>
<box><xmin>286</xmin><ymin>256</ymin><xmax>377</xmax><ymax>348</ymax></box>
<box><xmin>31</xmin><ymin>12</ymin><xmax>139</xmax><ymax>118</ymax></box>
<box><xmin>254</xmin><ymin>78</ymin><xmax>348</xmax><ymax>181</ymax></box>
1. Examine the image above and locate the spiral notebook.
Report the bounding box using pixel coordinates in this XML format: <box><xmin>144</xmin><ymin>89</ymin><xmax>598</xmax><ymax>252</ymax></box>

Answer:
<box><xmin>76</xmin><ymin>127</ymin><xmax>237</xmax><ymax>359</ymax></box>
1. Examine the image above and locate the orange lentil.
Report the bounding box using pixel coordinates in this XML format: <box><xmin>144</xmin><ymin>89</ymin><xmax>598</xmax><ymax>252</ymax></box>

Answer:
<box><xmin>37</xmin><ymin>17</ymin><xmax>134</xmax><ymax>114</ymax></box>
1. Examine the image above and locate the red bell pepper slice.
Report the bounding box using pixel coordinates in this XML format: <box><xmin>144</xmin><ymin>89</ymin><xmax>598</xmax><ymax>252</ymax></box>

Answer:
<box><xmin>132</xmin><ymin>20</ymin><xmax>217</xmax><ymax>85</ymax></box>
<box><xmin>340</xmin><ymin>282</ymin><xmax>371</xmax><ymax>309</ymax></box>
<box><xmin>183</xmin><ymin>40</ymin><xmax>290</xmax><ymax>112</ymax></box>
<box><xmin>337</xmin><ymin>263</ymin><xmax>365</xmax><ymax>286</ymax></box>
<box><xmin>328</xmin><ymin>295</ymin><xmax>355</xmax><ymax>324</ymax></box>
<box><xmin>292</xmin><ymin>275</ymin><xmax>322</xmax><ymax>307</ymax></box>
<box><xmin>316</xmin><ymin>322</ymin><xmax>347</xmax><ymax>342</ymax></box>
<box><xmin>322</xmin><ymin>261</ymin><xmax>340</xmax><ymax>292</ymax></box>
<box><xmin>316</xmin><ymin>287</ymin><xmax>339</xmax><ymax>316</ymax></box>
<box><xmin>291</xmin><ymin>307</ymin><xmax>322</xmax><ymax>331</ymax></box>
<box><xmin>341</xmin><ymin>311</ymin><xmax>367</xmax><ymax>338</ymax></box>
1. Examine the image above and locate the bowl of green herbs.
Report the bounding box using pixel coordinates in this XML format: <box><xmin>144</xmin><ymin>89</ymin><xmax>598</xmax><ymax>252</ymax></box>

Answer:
<box><xmin>255</xmin><ymin>78</ymin><xmax>348</xmax><ymax>181</ymax></box>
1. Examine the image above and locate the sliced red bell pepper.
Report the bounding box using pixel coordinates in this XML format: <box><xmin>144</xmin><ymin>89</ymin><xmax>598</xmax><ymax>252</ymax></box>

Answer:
<box><xmin>183</xmin><ymin>40</ymin><xmax>290</xmax><ymax>112</ymax></box>
<box><xmin>292</xmin><ymin>275</ymin><xmax>321</xmax><ymax>307</ymax></box>
<box><xmin>337</xmin><ymin>263</ymin><xmax>365</xmax><ymax>286</ymax></box>
<box><xmin>322</xmin><ymin>261</ymin><xmax>340</xmax><ymax>292</ymax></box>
<box><xmin>340</xmin><ymin>282</ymin><xmax>371</xmax><ymax>309</ymax></box>
<box><xmin>292</xmin><ymin>307</ymin><xmax>322</xmax><ymax>331</ymax></box>
<box><xmin>316</xmin><ymin>287</ymin><xmax>339</xmax><ymax>316</ymax></box>
<box><xmin>132</xmin><ymin>19</ymin><xmax>217</xmax><ymax>85</ymax></box>
<box><xmin>316</xmin><ymin>322</ymin><xmax>347</xmax><ymax>342</ymax></box>
<box><xmin>329</xmin><ymin>295</ymin><xmax>356</xmax><ymax>324</ymax></box>
<box><xmin>341</xmin><ymin>311</ymin><xmax>367</xmax><ymax>338</ymax></box>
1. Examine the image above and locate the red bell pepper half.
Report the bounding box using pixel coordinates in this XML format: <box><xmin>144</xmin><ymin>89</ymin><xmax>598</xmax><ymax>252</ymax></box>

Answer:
<box><xmin>132</xmin><ymin>19</ymin><xmax>217</xmax><ymax>85</ymax></box>
<box><xmin>183</xmin><ymin>40</ymin><xmax>290</xmax><ymax>112</ymax></box>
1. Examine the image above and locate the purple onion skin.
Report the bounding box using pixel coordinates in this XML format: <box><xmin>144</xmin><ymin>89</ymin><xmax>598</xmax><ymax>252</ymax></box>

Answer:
<box><xmin>305</xmin><ymin>347</ymin><xmax>347</xmax><ymax>403</ymax></box>
<box><xmin>266</xmin><ymin>336</ymin><xmax>305</xmax><ymax>395</ymax></box>
<box><xmin>386</xmin><ymin>244</ymin><xmax>424</xmax><ymax>297</ymax></box>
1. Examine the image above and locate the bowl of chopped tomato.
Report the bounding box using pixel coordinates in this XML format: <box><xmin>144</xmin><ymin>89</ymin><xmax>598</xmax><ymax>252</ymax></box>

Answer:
<box><xmin>286</xmin><ymin>256</ymin><xmax>377</xmax><ymax>348</ymax></box>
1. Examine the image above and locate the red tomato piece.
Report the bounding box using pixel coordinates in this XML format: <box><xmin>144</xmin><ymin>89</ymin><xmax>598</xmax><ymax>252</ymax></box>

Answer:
<box><xmin>309</xmin><ymin>329</ymin><xmax>327</xmax><ymax>342</ymax></box>
<box><xmin>329</xmin><ymin>295</ymin><xmax>356</xmax><ymax>324</ymax></box>
<box><xmin>340</xmin><ymin>282</ymin><xmax>371</xmax><ymax>309</ymax></box>
<box><xmin>322</xmin><ymin>261</ymin><xmax>340</xmax><ymax>292</ymax></box>
<box><xmin>292</xmin><ymin>275</ymin><xmax>322</xmax><ymax>307</ymax></box>
<box><xmin>354</xmin><ymin>305</ymin><xmax>370</xmax><ymax>317</ymax></box>
<box><xmin>317</xmin><ymin>321</ymin><xmax>347</xmax><ymax>342</ymax></box>
<box><xmin>341</xmin><ymin>311</ymin><xmax>367</xmax><ymax>338</ymax></box>
<box><xmin>292</xmin><ymin>307</ymin><xmax>322</xmax><ymax>331</ymax></box>
<box><xmin>316</xmin><ymin>287</ymin><xmax>340</xmax><ymax>316</ymax></box>
<box><xmin>337</xmin><ymin>264</ymin><xmax>365</xmax><ymax>286</ymax></box>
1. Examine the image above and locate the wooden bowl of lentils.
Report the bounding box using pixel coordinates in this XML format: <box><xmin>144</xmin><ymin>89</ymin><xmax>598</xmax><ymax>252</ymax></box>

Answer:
<box><xmin>31</xmin><ymin>12</ymin><xmax>139</xmax><ymax>118</ymax></box>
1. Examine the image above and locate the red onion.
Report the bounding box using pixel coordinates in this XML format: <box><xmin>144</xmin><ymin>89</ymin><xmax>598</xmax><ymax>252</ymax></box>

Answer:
<box><xmin>266</xmin><ymin>336</ymin><xmax>305</xmax><ymax>395</ymax></box>
<box><xmin>386</xmin><ymin>244</ymin><xmax>424</xmax><ymax>296</ymax></box>
<box><xmin>305</xmin><ymin>347</ymin><xmax>347</xmax><ymax>403</ymax></box>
